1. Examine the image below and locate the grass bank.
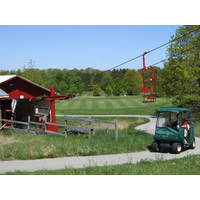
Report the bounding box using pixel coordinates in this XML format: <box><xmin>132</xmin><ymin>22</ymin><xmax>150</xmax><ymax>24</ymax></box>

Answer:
<box><xmin>194</xmin><ymin>122</ymin><xmax>200</xmax><ymax>137</ymax></box>
<box><xmin>4</xmin><ymin>155</ymin><xmax>200</xmax><ymax>175</ymax></box>
<box><xmin>0</xmin><ymin>117</ymin><xmax>152</xmax><ymax>161</ymax></box>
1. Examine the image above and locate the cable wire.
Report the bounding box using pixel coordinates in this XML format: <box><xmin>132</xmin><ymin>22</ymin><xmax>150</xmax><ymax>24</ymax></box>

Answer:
<box><xmin>107</xmin><ymin>27</ymin><xmax>200</xmax><ymax>71</ymax></box>
<box><xmin>148</xmin><ymin>43</ymin><xmax>200</xmax><ymax>67</ymax></box>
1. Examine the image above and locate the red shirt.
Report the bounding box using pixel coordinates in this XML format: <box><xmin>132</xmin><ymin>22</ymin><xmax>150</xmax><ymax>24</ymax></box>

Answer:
<box><xmin>182</xmin><ymin>121</ymin><xmax>190</xmax><ymax>131</ymax></box>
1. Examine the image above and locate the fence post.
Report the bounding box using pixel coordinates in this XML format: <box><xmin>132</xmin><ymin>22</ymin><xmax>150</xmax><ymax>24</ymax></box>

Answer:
<box><xmin>11</xmin><ymin>116</ymin><xmax>14</xmax><ymax>129</ymax></box>
<box><xmin>64</xmin><ymin>120</ymin><xmax>67</xmax><ymax>138</ymax></box>
<box><xmin>115</xmin><ymin>120</ymin><xmax>119</xmax><ymax>140</ymax></box>
<box><xmin>88</xmin><ymin>116</ymin><xmax>92</xmax><ymax>139</ymax></box>
<box><xmin>92</xmin><ymin>116</ymin><xmax>95</xmax><ymax>135</ymax></box>
<box><xmin>44</xmin><ymin>122</ymin><xmax>47</xmax><ymax>135</ymax></box>
<box><xmin>27</xmin><ymin>115</ymin><xmax>30</xmax><ymax>133</ymax></box>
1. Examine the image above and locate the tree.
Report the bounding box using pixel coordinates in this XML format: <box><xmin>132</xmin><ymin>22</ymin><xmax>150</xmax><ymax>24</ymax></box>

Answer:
<box><xmin>21</xmin><ymin>68</ymin><xmax>45</xmax><ymax>86</ymax></box>
<box><xmin>100</xmin><ymin>72</ymin><xmax>113</xmax><ymax>91</ymax></box>
<box><xmin>123</xmin><ymin>69</ymin><xmax>142</xmax><ymax>95</ymax></box>
<box><xmin>111</xmin><ymin>78</ymin><xmax>125</xmax><ymax>96</ymax></box>
<box><xmin>105</xmin><ymin>85</ymin><xmax>113</xmax><ymax>96</ymax></box>
<box><xmin>162</xmin><ymin>25</ymin><xmax>200</xmax><ymax>112</ymax></box>
<box><xmin>92</xmin><ymin>84</ymin><xmax>102</xmax><ymax>96</ymax></box>
<box><xmin>153</xmin><ymin>67</ymin><xmax>165</xmax><ymax>97</ymax></box>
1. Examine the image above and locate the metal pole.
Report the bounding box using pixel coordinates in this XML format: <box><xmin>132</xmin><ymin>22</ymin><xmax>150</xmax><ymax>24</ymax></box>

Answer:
<box><xmin>115</xmin><ymin>120</ymin><xmax>119</xmax><ymax>140</ymax></box>
<box><xmin>64</xmin><ymin>120</ymin><xmax>67</xmax><ymax>138</ymax></box>
<box><xmin>27</xmin><ymin>115</ymin><xmax>30</xmax><ymax>133</ymax></box>
<box><xmin>88</xmin><ymin>116</ymin><xmax>92</xmax><ymax>139</ymax></box>
<box><xmin>44</xmin><ymin>122</ymin><xmax>47</xmax><ymax>135</ymax></box>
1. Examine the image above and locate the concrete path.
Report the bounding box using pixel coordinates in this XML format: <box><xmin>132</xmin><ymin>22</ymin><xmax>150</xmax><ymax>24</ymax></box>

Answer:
<box><xmin>0</xmin><ymin>115</ymin><xmax>199</xmax><ymax>173</ymax></box>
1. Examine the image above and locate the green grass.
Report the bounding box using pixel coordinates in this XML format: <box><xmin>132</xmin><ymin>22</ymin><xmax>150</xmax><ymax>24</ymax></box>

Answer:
<box><xmin>194</xmin><ymin>121</ymin><xmax>200</xmax><ymax>137</ymax></box>
<box><xmin>0</xmin><ymin>117</ymin><xmax>152</xmax><ymax>161</ymax></box>
<box><xmin>56</xmin><ymin>96</ymin><xmax>172</xmax><ymax>115</ymax></box>
<box><xmin>5</xmin><ymin>155</ymin><xmax>200</xmax><ymax>175</ymax></box>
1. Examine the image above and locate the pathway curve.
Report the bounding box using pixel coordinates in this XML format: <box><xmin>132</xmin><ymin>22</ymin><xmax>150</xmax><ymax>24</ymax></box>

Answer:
<box><xmin>0</xmin><ymin>115</ymin><xmax>200</xmax><ymax>173</ymax></box>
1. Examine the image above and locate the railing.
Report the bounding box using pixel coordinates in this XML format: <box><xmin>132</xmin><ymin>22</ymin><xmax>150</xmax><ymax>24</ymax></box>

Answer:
<box><xmin>64</xmin><ymin>116</ymin><xmax>119</xmax><ymax>139</ymax></box>
<box><xmin>0</xmin><ymin>116</ymin><xmax>119</xmax><ymax>139</ymax></box>
<box><xmin>0</xmin><ymin>118</ymin><xmax>64</xmax><ymax>135</ymax></box>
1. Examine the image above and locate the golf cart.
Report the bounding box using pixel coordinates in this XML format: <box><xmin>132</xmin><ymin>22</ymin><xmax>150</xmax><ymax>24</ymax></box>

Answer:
<box><xmin>151</xmin><ymin>107</ymin><xmax>196</xmax><ymax>154</ymax></box>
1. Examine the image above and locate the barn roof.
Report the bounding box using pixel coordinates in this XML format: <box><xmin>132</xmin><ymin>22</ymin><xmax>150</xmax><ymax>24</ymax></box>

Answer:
<box><xmin>0</xmin><ymin>75</ymin><xmax>16</xmax><ymax>83</ymax></box>
<box><xmin>0</xmin><ymin>75</ymin><xmax>50</xmax><ymax>92</ymax></box>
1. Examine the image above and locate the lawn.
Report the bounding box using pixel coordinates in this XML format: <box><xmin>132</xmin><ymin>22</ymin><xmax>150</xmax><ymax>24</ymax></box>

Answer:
<box><xmin>56</xmin><ymin>96</ymin><xmax>172</xmax><ymax>115</ymax></box>
<box><xmin>0</xmin><ymin>117</ymin><xmax>152</xmax><ymax>161</ymax></box>
<box><xmin>4</xmin><ymin>155</ymin><xmax>200</xmax><ymax>175</ymax></box>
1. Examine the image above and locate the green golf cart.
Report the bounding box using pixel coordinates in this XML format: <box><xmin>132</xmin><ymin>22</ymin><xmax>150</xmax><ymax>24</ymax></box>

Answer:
<box><xmin>151</xmin><ymin>107</ymin><xmax>196</xmax><ymax>154</ymax></box>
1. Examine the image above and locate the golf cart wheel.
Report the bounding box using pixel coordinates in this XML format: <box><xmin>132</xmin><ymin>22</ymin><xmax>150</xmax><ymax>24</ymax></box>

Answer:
<box><xmin>190</xmin><ymin>139</ymin><xmax>196</xmax><ymax>149</ymax></box>
<box><xmin>171</xmin><ymin>143</ymin><xmax>182</xmax><ymax>154</ymax></box>
<box><xmin>151</xmin><ymin>142</ymin><xmax>159</xmax><ymax>152</ymax></box>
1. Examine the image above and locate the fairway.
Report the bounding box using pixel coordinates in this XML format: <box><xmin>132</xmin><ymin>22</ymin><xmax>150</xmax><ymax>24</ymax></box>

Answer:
<box><xmin>56</xmin><ymin>96</ymin><xmax>172</xmax><ymax>115</ymax></box>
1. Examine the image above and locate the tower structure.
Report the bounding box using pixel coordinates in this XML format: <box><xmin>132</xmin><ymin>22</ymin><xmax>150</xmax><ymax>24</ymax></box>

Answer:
<box><xmin>140</xmin><ymin>52</ymin><xmax>157</xmax><ymax>103</ymax></box>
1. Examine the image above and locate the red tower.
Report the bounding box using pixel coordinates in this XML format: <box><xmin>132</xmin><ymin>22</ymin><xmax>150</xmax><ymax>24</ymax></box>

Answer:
<box><xmin>140</xmin><ymin>52</ymin><xmax>157</xmax><ymax>103</ymax></box>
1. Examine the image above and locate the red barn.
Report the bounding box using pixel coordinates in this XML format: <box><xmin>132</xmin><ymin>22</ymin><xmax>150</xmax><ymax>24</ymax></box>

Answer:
<box><xmin>0</xmin><ymin>75</ymin><xmax>75</xmax><ymax>131</ymax></box>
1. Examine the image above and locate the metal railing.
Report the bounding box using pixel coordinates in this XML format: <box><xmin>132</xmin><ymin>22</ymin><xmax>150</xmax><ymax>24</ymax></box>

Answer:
<box><xmin>64</xmin><ymin>116</ymin><xmax>119</xmax><ymax>140</ymax></box>
<box><xmin>0</xmin><ymin>116</ymin><xmax>119</xmax><ymax>139</ymax></box>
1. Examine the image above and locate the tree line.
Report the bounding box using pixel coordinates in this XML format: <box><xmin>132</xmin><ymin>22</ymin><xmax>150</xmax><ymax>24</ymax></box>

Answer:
<box><xmin>0</xmin><ymin>67</ymin><xmax>148</xmax><ymax>96</ymax></box>
<box><xmin>0</xmin><ymin>63</ymin><xmax>167</xmax><ymax>96</ymax></box>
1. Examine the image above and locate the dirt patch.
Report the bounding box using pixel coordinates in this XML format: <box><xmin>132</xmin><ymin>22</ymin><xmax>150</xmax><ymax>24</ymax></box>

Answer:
<box><xmin>68</xmin><ymin>120</ymin><xmax>130</xmax><ymax>130</ymax></box>
<box><xmin>93</xmin><ymin>121</ymin><xmax>129</xmax><ymax>130</ymax></box>
<box><xmin>118</xmin><ymin>121</ymin><xmax>129</xmax><ymax>129</ymax></box>
<box><xmin>0</xmin><ymin>135</ymin><xmax>19</xmax><ymax>145</ymax></box>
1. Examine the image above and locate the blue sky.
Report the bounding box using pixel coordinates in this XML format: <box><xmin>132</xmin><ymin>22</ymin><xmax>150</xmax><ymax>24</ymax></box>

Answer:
<box><xmin>0</xmin><ymin>25</ymin><xmax>179</xmax><ymax>71</ymax></box>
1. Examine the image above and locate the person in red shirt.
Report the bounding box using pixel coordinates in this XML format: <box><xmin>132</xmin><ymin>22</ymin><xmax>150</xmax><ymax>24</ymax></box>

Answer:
<box><xmin>182</xmin><ymin>119</ymin><xmax>190</xmax><ymax>144</ymax></box>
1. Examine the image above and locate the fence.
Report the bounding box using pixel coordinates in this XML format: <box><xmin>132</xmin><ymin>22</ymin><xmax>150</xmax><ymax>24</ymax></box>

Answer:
<box><xmin>64</xmin><ymin>116</ymin><xmax>119</xmax><ymax>140</ymax></box>
<box><xmin>0</xmin><ymin>118</ymin><xmax>65</xmax><ymax>136</ymax></box>
<box><xmin>0</xmin><ymin>116</ymin><xmax>119</xmax><ymax>139</ymax></box>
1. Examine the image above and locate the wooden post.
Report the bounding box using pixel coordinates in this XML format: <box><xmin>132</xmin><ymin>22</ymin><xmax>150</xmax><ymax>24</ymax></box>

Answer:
<box><xmin>115</xmin><ymin>120</ymin><xmax>119</xmax><ymax>140</ymax></box>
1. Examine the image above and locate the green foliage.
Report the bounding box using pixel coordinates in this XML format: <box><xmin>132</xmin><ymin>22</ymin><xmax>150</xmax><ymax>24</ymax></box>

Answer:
<box><xmin>123</xmin><ymin>69</ymin><xmax>142</xmax><ymax>95</ymax></box>
<box><xmin>0</xmin><ymin>65</ymin><xmax>148</xmax><ymax>96</ymax></box>
<box><xmin>162</xmin><ymin>25</ymin><xmax>200</xmax><ymax>111</ymax></box>
<box><xmin>92</xmin><ymin>84</ymin><xmax>102</xmax><ymax>96</ymax></box>
<box><xmin>0</xmin><ymin>61</ymin><xmax>166</xmax><ymax>97</ymax></box>
<box><xmin>105</xmin><ymin>85</ymin><xmax>113</xmax><ymax>96</ymax></box>
<box><xmin>154</xmin><ymin>67</ymin><xmax>166</xmax><ymax>96</ymax></box>
<box><xmin>100</xmin><ymin>72</ymin><xmax>112</xmax><ymax>91</ymax></box>
<box><xmin>111</xmin><ymin>78</ymin><xmax>125</xmax><ymax>96</ymax></box>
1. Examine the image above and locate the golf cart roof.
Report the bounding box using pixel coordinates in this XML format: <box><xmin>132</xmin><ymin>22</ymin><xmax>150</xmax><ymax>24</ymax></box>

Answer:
<box><xmin>157</xmin><ymin>107</ymin><xmax>192</xmax><ymax>113</ymax></box>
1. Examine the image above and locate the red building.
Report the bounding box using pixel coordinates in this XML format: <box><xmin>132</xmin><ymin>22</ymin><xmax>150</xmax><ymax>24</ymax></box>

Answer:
<box><xmin>0</xmin><ymin>75</ymin><xmax>75</xmax><ymax>131</ymax></box>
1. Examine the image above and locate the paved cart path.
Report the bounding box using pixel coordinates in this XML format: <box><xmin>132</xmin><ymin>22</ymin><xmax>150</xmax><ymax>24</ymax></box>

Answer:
<box><xmin>0</xmin><ymin>115</ymin><xmax>200</xmax><ymax>173</ymax></box>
